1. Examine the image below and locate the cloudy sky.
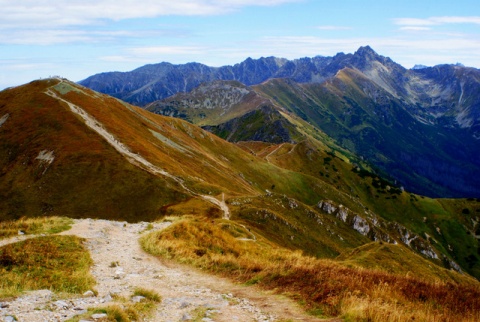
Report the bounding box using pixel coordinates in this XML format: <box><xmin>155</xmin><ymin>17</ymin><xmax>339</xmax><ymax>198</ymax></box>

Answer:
<box><xmin>1</xmin><ymin>0</ymin><xmax>479</xmax><ymax>89</ymax></box>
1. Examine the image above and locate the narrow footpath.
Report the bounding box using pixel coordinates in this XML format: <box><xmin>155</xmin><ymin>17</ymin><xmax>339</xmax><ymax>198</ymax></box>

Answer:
<box><xmin>1</xmin><ymin>219</ymin><xmax>325</xmax><ymax>322</ymax></box>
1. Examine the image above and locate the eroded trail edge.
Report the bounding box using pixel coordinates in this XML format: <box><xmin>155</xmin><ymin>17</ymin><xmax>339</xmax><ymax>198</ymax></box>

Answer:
<box><xmin>1</xmin><ymin>219</ymin><xmax>323</xmax><ymax>321</ymax></box>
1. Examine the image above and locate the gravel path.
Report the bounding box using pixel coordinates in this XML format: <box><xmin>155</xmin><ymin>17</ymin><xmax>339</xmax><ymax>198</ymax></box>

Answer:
<box><xmin>0</xmin><ymin>219</ymin><xmax>325</xmax><ymax>322</ymax></box>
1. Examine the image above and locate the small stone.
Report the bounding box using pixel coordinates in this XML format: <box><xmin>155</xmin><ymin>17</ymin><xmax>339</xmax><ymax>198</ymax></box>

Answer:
<box><xmin>179</xmin><ymin>301</ymin><xmax>190</xmax><ymax>309</ymax></box>
<box><xmin>83</xmin><ymin>290</ymin><xmax>95</xmax><ymax>297</ymax></box>
<box><xmin>103</xmin><ymin>294</ymin><xmax>113</xmax><ymax>302</ymax></box>
<box><xmin>5</xmin><ymin>316</ymin><xmax>15</xmax><ymax>322</ymax></box>
<box><xmin>54</xmin><ymin>300</ymin><xmax>70</xmax><ymax>309</ymax></box>
<box><xmin>18</xmin><ymin>230</ymin><xmax>25</xmax><ymax>235</ymax></box>
<box><xmin>91</xmin><ymin>313</ymin><xmax>108</xmax><ymax>319</ymax></box>
<box><xmin>0</xmin><ymin>302</ymin><xmax>9</xmax><ymax>308</ymax></box>
<box><xmin>181</xmin><ymin>313</ymin><xmax>192</xmax><ymax>321</ymax></box>
<box><xmin>131</xmin><ymin>295</ymin><xmax>146</xmax><ymax>303</ymax></box>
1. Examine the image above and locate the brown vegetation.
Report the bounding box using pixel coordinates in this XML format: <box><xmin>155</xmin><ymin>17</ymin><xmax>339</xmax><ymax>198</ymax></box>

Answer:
<box><xmin>141</xmin><ymin>217</ymin><xmax>480</xmax><ymax>321</ymax></box>
<box><xmin>0</xmin><ymin>216</ymin><xmax>72</xmax><ymax>239</ymax></box>
<box><xmin>0</xmin><ymin>235</ymin><xmax>95</xmax><ymax>298</ymax></box>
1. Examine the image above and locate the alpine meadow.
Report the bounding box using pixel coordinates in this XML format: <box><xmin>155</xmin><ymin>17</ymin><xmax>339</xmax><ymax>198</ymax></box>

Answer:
<box><xmin>1</xmin><ymin>1</ymin><xmax>480</xmax><ymax>320</ymax></box>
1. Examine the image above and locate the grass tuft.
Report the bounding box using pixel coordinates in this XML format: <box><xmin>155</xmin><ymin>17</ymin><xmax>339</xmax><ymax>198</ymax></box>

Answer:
<box><xmin>67</xmin><ymin>289</ymin><xmax>161</xmax><ymax>322</ymax></box>
<box><xmin>0</xmin><ymin>216</ymin><xmax>73</xmax><ymax>240</ymax></box>
<box><xmin>133</xmin><ymin>287</ymin><xmax>162</xmax><ymax>302</ymax></box>
<box><xmin>0</xmin><ymin>235</ymin><xmax>94</xmax><ymax>299</ymax></box>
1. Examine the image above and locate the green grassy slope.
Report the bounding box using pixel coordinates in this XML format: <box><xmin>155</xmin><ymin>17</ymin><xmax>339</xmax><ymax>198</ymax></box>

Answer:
<box><xmin>1</xmin><ymin>78</ymin><xmax>479</xmax><ymax>283</ymax></box>
<box><xmin>254</xmin><ymin>72</ymin><xmax>480</xmax><ymax>198</ymax></box>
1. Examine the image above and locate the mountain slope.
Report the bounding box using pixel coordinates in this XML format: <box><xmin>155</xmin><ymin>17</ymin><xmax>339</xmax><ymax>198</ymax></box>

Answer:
<box><xmin>1</xmin><ymin>78</ymin><xmax>480</xmax><ymax>282</ymax></box>
<box><xmin>138</xmin><ymin>47</ymin><xmax>480</xmax><ymax>198</ymax></box>
<box><xmin>255</xmin><ymin>69</ymin><xmax>480</xmax><ymax>198</ymax></box>
<box><xmin>0</xmin><ymin>80</ymin><xmax>187</xmax><ymax>221</ymax></box>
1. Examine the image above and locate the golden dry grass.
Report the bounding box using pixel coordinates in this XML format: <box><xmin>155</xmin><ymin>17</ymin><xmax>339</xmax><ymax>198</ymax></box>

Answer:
<box><xmin>0</xmin><ymin>235</ymin><xmax>95</xmax><ymax>298</ymax></box>
<box><xmin>141</xmin><ymin>217</ymin><xmax>480</xmax><ymax>321</ymax></box>
<box><xmin>0</xmin><ymin>216</ymin><xmax>73</xmax><ymax>239</ymax></box>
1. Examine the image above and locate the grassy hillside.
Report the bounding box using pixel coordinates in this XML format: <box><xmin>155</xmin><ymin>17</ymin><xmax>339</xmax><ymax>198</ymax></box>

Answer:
<box><xmin>141</xmin><ymin>216</ymin><xmax>480</xmax><ymax>321</ymax></box>
<box><xmin>0</xmin><ymin>80</ymin><xmax>187</xmax><ymax>222</ymax></box>
<box><xmin>255</xmin><ymin>73</ymin><xmax>480</xmax><ymax>198</ymax></box>
<box><xmin>0</xmin><ymin>235</ymin><xmax>94</xmax><ymax>298</ymax></box>
<box><xmin>1</xmin><ymin>78</ymin><xmax>480</xmax><ymax>318</ymax></box>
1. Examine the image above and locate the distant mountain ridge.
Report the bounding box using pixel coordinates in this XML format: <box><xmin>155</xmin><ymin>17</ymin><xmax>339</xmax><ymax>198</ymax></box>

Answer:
<box><xmin>80</xmin><ymin>46</ymin><xmax>480</xmax><ymax>135</ymax></box>
<box><xmin>80</xmin><ymin>48</ymin><xmax>390</xmax><ymax>106</ymax></box>
<box><xmin>80</xmin><ymin>46</ymin><xmax>480</xmax><ymax>197</ymax></box>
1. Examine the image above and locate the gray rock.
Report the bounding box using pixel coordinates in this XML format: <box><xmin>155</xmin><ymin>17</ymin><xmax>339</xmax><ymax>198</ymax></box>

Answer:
<box><xmin>103</xmin><ymin>294</ymin><xmax>113</xmax><ymax>302</ymax></box>
<box><xmin>179</xmin><ymin>301</ymin><xmax>190</xmax><ymax>309</ymax></box>
<box><xmin>181</xmin><ymin>313</ymin><xmax>192</xmax><ymax>321</ymax></box>
<box><xmin>4</xmin><ymin>316</ymin><xmax>15</xmax><ymax>322</ymax></box>
<box><xmin>83</xmin><ymin>290</ymin><xmax>95</xmax><ymax>297</ymax></box>
<box><xmin>131</xmin><ymin>295</ymin><xmax>146</xmax><ymax>303</ymax></box>
<box><xmin>54</xmin><ymin>300</ymin><xmax>70</xmax><ymax>309</ymax></box>
<box><xmin>91</xmin><ymin>313</ymin><xmax>108</xmax><ymax>319</ymax></box>
<box><xmin>0</xmin><ymin>302</ymin><xmax>9</xmax><ymax>308</ymax></box>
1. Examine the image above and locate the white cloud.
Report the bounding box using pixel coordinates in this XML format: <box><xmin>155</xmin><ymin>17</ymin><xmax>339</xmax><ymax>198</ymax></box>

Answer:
<box><xmin>0</xmin><ymin>0</ymin><xmax>301</xmax><ymax>29</ymax></box>
<box><xmin>129</xmin><ymin>46</ymin><xmax>206</xmax><ymax>56</ymax></box>
<box><xmin>394</xmin><ymin>16</ymin><xmax>480</xmax><ymax>27</ymax></box>
<box><xmin>399</xmin><ymin>26</ymin><xmax>432</xmax><ymax>31</ymax></box>
<box><xmin>430</xmin><ymin>16</ymin><xmax>480</xmax><ymax>24</ymax></box>
<box><xmin>0</xmin><ymin>0</ymin><xmax>301</xmax><ymax>45</ymax></box>
<box><xmin>393</xmin><ymin>18</ymin><xmax>437</xmax><ymax>27</ymax></box>
<box><xmin>0</xmin><ymin>29</ymin><xmax>92</xmax><ymax>45</ymax></box>
<box><xmin>316</xmin><ymin>25</ymin><xmax>352</xmax><ymax>31</ymax></box>
<box><xmin>97</xmin><ymin>46</ymin><xmax>209</xmax><ymax>65</ymax></box>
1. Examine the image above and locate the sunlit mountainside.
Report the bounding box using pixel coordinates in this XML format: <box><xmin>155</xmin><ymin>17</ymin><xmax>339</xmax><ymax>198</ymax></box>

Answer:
<box><xmin>82</xmin><ymin>46</ymin><xmax>480</xmax><ymax>199</ymax></box>
<box><xmin>1</xmin><ymin>47</ymin><xmax>480</xmax><ymax>319</ymax></box>
<box><xmin>1</xmin><ymin>77</ymin><xmax>480</xmax><ymax>278</ymax></box>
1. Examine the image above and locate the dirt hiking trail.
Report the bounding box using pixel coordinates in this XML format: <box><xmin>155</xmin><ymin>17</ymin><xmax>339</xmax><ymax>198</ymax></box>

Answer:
<box><xmin>1</xmin><ymin>219</ymin><xmax>330</xmax><ymax>322</ymax></box>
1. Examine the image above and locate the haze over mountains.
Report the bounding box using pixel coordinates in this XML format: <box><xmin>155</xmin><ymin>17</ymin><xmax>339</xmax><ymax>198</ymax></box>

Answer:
<box><xmin>80</xmin><ymin>46</ymin><xmax>480</xmax><ymax>198</ymax></box>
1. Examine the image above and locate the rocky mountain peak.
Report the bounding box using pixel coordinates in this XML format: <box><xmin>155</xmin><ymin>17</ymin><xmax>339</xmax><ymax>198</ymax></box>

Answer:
<box><xmin>354</xmin><ymin>45</ymin><xmax>378</xmax><ymax>59</ymax></box>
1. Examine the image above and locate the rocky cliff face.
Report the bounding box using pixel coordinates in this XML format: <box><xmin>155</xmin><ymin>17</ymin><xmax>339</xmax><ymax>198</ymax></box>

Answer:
<box><xmin>317</xmin><ymin>200</ymin><xmax>462</xmax><ymax>272</ymax></box>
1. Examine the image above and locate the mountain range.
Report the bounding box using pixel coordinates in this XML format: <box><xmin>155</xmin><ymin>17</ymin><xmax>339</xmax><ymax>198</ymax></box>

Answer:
<box><xmin>1</xmin><ymin>77</ymin><xmax>480</xmax><ymax>282</ymax></box>
<box><xmin>1</xmin><ymin>44</ymin><xmax>480</xmax><ymax>320</ymax></box>
<box><xmin>80</xmin><ymin>46</ymin><xmax>480</xmax><ymax>198</ymax></box>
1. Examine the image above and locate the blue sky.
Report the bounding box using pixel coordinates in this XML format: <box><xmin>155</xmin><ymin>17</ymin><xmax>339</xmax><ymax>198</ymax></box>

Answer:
<box><xmin>1</xmin><ymin>0</ymin><xmax>479</xmax><ymax>89</ymax></box>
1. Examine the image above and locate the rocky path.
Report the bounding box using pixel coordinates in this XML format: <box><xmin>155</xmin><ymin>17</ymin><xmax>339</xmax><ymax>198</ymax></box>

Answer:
<box><xmin>1</xmin><ymin>219</ymin><xmax>325</xmax><ymax>322</ymax></box>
